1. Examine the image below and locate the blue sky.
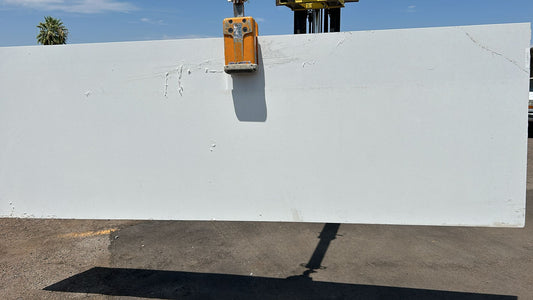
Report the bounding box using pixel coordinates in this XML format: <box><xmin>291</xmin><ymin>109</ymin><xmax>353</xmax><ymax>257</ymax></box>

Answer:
<box><xmin>0</xmin><ymin>0</ymin><xmax>532</xmax><ymax>47</ymax></box>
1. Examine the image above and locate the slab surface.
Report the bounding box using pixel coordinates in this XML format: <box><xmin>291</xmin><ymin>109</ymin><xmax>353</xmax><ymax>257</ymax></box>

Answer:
<box><xmin>0</xmin><ymin>23</ymin><xmax>530</xmax><ymax>226</ymax></box>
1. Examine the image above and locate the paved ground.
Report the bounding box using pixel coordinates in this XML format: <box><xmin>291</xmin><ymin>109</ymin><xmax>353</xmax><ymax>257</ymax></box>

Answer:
<box><xmin>1</xmin><ymin>140</ymin><xmax>533</xmax><ymax>299</ymax></box>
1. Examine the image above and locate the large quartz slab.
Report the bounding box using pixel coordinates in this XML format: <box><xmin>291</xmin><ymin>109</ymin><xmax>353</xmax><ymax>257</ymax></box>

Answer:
<box><xmin>0</xmin><ymin>23</ymin><xmax>530</xmax><ymax>226</ymax></box>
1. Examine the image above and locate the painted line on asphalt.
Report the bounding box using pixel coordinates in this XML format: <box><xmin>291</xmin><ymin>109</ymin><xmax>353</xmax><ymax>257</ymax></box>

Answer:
<box><xmin>59</xmin><ymin>228</ymin><xmax>118</xmax><ymax>238</ymax></box>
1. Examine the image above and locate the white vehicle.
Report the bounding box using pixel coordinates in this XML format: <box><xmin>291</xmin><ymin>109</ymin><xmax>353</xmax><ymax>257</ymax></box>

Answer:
<box><xmin>530</xmin><ymin>80</ymin><xmax>533</xmax><ymax>122</ymax></box>
<box><xmin>529</xmin><ymin>48</ymin><xmax>532</xmax><ymax>122</ymax></box>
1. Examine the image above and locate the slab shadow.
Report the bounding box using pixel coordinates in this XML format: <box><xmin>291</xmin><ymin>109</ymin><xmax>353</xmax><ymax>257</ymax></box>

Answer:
<box><xmin>231</xmin><ymin>44</ymin><xmax>267</xmax><ymax>122</ymax></box>
<box><xmin>45</xmin><ymin>267</ymin><xmax>516</xmax><ymax>300</ymax></box>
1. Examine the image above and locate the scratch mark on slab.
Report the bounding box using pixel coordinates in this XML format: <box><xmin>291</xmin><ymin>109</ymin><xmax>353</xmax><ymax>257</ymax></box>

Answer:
<box><xmin>9</xmin><ymin>201</ymin><xmax>15</xmax><ymax>217</ymax></box>
<box><xmin>291</xmin><ymin>208</ymin><xmax>303</xmax><ymax>222</ymax></box>
<box><xmin>302</xmin><ymin>61</ymin><xmax>316</xmax><ymax>68</ymax></box>
<box><xmin>205</xmin><ymin>68</ymin><xmax>223</xmax><ymax>73</ymax></box>
<box><xmin>336</xmin><ymin>39</ymin><xmax>346</xmax><ymax>48</ymax></box>
<box><xmin>336</xmin><ymin>32</ymin><xmax>352</xmax><ymax>48</ymax></box>
<box><xmin>163</xmin><ymin>72</ymin><xmax>169</xmax><ymax>98</ymax></box>
<box><xmin>464</xmin><ymin>31</ymin><xmax>529</xmax><ymax>74</ymax></box>
<box><xmin>177</xmin><ymin>65</ymin><xmax>184</xmax><ymax>96</ymax></box>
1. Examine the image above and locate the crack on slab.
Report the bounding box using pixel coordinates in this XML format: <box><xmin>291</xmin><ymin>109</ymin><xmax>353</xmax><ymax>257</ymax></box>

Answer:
<box><xmin>463</xmin><ymin>31</ymin><xmax>529</xmax><ymax>74</ymax></box>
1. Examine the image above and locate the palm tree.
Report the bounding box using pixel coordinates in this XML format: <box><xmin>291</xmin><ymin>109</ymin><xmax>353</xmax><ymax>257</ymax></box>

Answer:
<box><xmin>37</xmin><ymin>16</ymin><xmax>68</xmax><ymax>45</ymax></box>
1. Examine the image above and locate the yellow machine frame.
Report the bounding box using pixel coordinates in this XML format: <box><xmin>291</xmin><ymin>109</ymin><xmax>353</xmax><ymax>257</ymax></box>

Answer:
<box><xmin>276</xmin><ymin>0</ymin><xmax>358</xmax><ymax>10</ymax></box>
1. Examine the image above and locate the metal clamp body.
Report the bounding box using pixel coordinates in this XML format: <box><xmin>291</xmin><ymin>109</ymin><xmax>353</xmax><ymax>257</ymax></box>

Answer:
<box><xmin>223</xmin><ymin>17</ymin><xmax>258</xmax><ymax>74</ymax></box>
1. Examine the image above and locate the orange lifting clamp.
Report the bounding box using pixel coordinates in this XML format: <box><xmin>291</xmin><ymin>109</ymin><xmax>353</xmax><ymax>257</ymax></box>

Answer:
<box><xmin>224</xmin><ymin>0</ymin><xmax>258</xmax><ymax>74</ymax></box>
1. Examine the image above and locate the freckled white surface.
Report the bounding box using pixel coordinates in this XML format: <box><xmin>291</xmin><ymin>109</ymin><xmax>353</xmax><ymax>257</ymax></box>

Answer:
<box><xmin>0</xmin><ymin>23</ymin><xmax>530</xmax><ymax>226</ymax></box>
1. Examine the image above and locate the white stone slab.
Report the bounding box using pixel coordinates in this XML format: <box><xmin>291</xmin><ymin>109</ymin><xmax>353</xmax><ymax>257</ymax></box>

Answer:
<box><xmin>0</xmin><ymin>23</ymin><xmax>530</xmax><ymax>226</ymax></box>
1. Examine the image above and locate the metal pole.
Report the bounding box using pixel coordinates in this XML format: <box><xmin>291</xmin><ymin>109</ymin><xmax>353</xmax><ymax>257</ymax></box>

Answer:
<box><xmin>233</xmin><ymin>3</ymin><xmax>244</xmax><ymax>17</ymax></box>
<box><xmin>313</xmin><ymin>10</ymin><xmax>321</xmax><ymax>33</ymax></box>
<box><xmin>318</xmin><ymin>9</ymin><xmax>323</xmax><ymax>33</ymax></box>
<box><xmin>294</xmin><ymin>10</ymin><xmax>307</xmax><ymax>34</ymax></box>
<box><xmin>322</xmin><ymin>9</ymin><xmax>329</xmax><ymax>32</ymax></box>
<box><xmin>309</xmin><ymin>9</ymin><xmax>322</xmax><ymax>33</ymax></box>
<box><xmin>329</xmin><ymin>8</ymin><xmax>341</xmax><ymax>32</ymax></box>
<box><xmin>308</xmin><ymin>10</ymin><xmax>314</xmax><ymax>33</ymax></box>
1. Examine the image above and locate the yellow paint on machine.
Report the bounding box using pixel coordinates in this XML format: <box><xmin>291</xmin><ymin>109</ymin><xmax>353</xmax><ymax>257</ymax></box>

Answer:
<box><xmin>59</xmin><ymin>228</ymin><xmax>118</xmax><ymax>238</ymax></box>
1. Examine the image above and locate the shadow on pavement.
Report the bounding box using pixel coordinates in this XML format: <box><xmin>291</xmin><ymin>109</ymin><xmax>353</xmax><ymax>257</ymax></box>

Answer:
<box><xmin>44</xmin><ymin>267</ymin><xmax>516</xmax><ymax>300</ymax></box>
